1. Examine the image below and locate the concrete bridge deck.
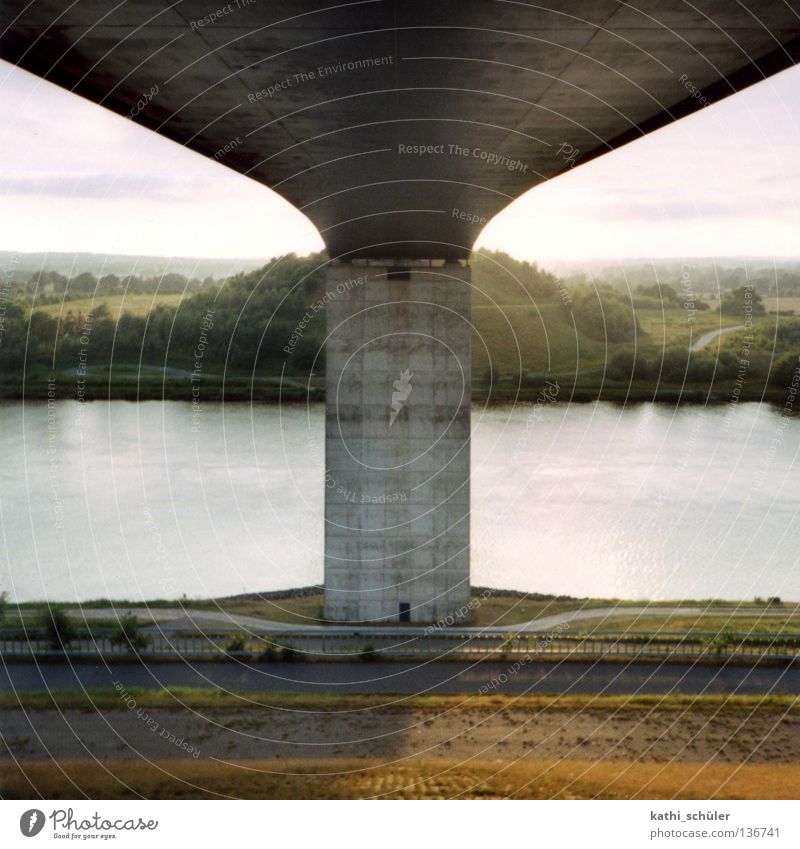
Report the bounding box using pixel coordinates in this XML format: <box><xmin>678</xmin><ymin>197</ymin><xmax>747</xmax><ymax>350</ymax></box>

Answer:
<box><xmin>4</xmin><ymin>1</ymin><xmax>799</xmax><ymax>260</ymax></box>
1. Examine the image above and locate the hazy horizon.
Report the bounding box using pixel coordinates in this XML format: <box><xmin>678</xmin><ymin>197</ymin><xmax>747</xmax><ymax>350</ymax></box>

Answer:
<box><xmin>4</xmin><ymin>248</ymin><xmax>800</xmax><ymax>272</ymax></box>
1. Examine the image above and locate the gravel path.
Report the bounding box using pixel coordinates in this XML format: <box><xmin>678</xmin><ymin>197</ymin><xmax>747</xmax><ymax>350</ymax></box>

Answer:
<box><xmin>2</xmin><ymin>696</ymin><xmax>797</xmax><ymax>764</ymax></box>
<box><xmin>689</xmin><ymin>324</ymin><xmax>745</xmax><ymax>352</ymax></box>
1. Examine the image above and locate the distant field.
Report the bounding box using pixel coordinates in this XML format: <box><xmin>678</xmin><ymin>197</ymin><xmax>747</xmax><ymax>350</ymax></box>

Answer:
<box><xmin>705</xmin><ymin>295</ymin><xmax>800</xmax><ymax>314</ymax></box>
<box><xmin>637</xmin><ymin>310</ymin><xmax>744</xmax><ymax>350</ymax></box>
<box><xmin>471</xmin><ymin>304</ymin><xmax>770</xmax><ymax>377</ymax></box>
<box><xmin>766</xmin><ymin>295</ymin><xmax>800</xmax><ymax>314</ymax></box>
<box><xmin>34</xmin><ymin>292</ymin><xmax>184</xmax><ymax>318</ymax></box>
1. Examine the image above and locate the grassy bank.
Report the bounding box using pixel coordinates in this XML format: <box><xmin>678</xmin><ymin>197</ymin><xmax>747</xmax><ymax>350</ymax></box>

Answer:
<box><xmin>2</xmin><ymin>688</ymin><xmax>796</xmax><ymax>712</ymax></box>
<box><xmin>0</xmin><ymin>371</ymin><xmax>786</xmax><ymax>407</ymax></box>
<box><xmin>7</xmin><ymin>592</ymin><xmax>797</xmax><ymax>631</ymax></box>
<box><xmin>0</xmin><ymin>365</ymin><xmax>322</xmax><ymax>402</ymax></box>
<box><xmin>6</xmin><ymin>591</ymin><xmax>797</xmax><ymax>631</ymax></box>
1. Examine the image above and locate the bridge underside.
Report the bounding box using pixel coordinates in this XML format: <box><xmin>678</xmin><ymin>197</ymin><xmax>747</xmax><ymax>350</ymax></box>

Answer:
<box><xmin>3</xmin><ymin>1</ymin><xmax>798</xmax><ymax>621</ymax></box>
<box><xmin>3</xmin><ymin>1</ymin><xmax>799</xmax><ymax>260</ymax></box>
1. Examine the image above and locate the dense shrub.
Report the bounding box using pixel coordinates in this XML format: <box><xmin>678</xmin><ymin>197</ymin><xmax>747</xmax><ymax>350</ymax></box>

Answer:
<box><xmin>770</xmin><ymin>352</ymin><xmax>800</xmax><ymax>388</ymax></box>
<box><xmin>41</xmin><ymin>608</ymin><xmax>76</xmax><ymax>651</ymax></box>
<box><xmin>571</xmin><ymin>287</ymin><xmax>639</xmax><ymax>343</ymax></box>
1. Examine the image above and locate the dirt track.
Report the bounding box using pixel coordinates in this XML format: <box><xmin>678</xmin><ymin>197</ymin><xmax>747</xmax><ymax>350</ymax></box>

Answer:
<box><xmin>2</xmin><ymin>703</ymin><xmax>797</xmax><ymax>765</ymax></box>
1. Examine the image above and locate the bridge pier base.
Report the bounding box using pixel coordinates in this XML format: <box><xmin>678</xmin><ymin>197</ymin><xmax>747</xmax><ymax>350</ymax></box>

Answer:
<box><xmin>323</xmin><ymin>262</ymin><xmax>471</xmax><ymax>624</ymax></box>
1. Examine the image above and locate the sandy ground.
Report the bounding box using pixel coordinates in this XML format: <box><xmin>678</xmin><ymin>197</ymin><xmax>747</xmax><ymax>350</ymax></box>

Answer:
<box><xmin>2</xmin><ymin>705</ymin><xmax>798</xmax><ymax>765</ymax></box>
<box><xmin>5</xmin><ymin>757</ymin><xmax>799</xmax><ymax>800</ymax></box>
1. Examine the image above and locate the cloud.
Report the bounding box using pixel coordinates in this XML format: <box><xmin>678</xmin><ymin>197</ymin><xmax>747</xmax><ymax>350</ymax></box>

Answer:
<box><xmin>1</xmin><ymin>171</ymin><xmax>214</xmax><ymax>201</ymax></box>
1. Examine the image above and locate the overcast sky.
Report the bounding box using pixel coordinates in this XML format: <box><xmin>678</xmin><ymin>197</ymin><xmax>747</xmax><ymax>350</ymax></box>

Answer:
<box><xmin>1</xmin><ymin>57</ymin><xmax>798</xmax><ymax>263</ymax></box>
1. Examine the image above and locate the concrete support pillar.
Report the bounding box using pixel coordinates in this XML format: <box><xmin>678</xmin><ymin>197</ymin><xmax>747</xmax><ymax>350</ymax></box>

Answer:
<box><xmin>323</xmin><ymin>262</ymin><xmax>471</xmax><ymax>623</ymax></box>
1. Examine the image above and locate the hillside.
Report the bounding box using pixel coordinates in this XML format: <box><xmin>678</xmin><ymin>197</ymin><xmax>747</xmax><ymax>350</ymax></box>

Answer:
<box><xmin>1</xmin><ymin>250</ymin><xmax>797</xmax><ymax>404</ymax></box>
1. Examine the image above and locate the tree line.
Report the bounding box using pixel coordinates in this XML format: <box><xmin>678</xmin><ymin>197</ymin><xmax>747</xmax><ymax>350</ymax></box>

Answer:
<box><xmin>0</xmin><ymin>253</ymin><xmax>326</xmax><ymax>374</ymax></box>
<box><xmin>11</xmin><ymin>269</ymin><xmax>217</xmax><ymax>306</ymax></box>
<box><xmin>1</xmin><ymin>250</ymin><xmax>796</xmax><ymax>394</ymax></box>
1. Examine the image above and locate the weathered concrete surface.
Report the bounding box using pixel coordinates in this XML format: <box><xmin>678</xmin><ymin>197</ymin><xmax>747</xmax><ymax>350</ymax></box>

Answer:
<box><xmin>324</xmin><ymin>264</ymin><xmax>470</xmax><ymax>622</ymax></box>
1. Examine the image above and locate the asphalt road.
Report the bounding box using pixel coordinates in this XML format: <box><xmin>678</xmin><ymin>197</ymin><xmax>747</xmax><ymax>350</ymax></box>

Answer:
<box><xmin>2</xmin><ymin>660</ymin><xmax>798</xmax><ymax>696</ymax></box>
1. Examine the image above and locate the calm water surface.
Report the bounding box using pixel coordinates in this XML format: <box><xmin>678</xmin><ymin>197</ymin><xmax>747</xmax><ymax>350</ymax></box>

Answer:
<box><xmin>1</xmin><ymin>400</ymin><xmax>798</xmax><ymax>602</ymax></box>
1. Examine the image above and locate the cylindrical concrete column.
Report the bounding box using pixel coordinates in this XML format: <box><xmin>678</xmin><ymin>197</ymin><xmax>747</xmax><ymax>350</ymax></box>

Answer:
<box><xmin>323</xmin><ymin>262</ymin><xmax>471</xmax><ymax>623</ymax></box>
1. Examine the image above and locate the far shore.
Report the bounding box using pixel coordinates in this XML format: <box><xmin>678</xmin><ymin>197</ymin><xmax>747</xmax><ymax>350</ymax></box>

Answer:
<box><xmin>0</xmin><ymin>373</ymin><xmax>793</xmax><ymax>406</ymax></box>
